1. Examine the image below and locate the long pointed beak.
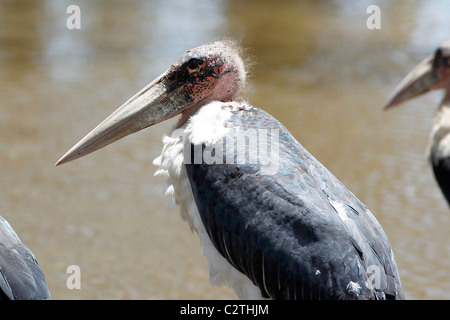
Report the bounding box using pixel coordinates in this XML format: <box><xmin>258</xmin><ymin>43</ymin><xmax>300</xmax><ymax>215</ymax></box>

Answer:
<box><xmin>56</xmin><ymin>71</ymin><xmax>189</xmax><ymax>166</ymax></box>
<box><xmin>384</xmin><ymin>55</ymin><xmax>439</xmax><ymax>110</ymax></box>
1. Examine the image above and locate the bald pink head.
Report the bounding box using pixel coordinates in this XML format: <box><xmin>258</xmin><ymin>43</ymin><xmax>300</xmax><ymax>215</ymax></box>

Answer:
<box><xmin>56</xmin><ymin>40</ymin><xmax>248</xmax><ymax>165</ymax></box>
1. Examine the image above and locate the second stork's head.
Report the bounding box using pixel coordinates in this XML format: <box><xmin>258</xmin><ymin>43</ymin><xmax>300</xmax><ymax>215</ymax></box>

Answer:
<box><xmin>384</xmin><ymin>40</ymin><xmax>450</xmax><ymax>109</ymax></box>
<box><xmin>56</xmin><ymin>40</ymin><xmax>247</xmax><ymax>166</ymax></box>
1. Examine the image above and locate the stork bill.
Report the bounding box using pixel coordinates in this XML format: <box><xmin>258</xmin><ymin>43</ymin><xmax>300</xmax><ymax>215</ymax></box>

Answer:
<box><xmin>57</xmin><ymin>40</ymin><xmax>404</xmax><ymax>300</ymax></box>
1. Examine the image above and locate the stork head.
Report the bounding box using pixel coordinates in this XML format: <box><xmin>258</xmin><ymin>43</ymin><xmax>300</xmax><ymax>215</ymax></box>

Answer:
<box><xmin>384</xmin><ymin>40</ymin><xmax>450</xmax><ymax>109</ymax></box>
<box><xmin>56</xmin><ymin>40</ymin><xmax>247</xmax><ymax>166</ymax></box>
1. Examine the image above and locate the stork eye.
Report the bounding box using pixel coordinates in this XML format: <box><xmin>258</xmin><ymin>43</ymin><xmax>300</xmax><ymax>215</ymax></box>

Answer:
<box><xmin>212</xmin><ymin>66</ymin><xmax>221</xmax><ymax>77</ymax></box>
<box><xmin>187</xmin><ymin>59</ymin><xmax>201</xmax><ymax>73</ymax></box>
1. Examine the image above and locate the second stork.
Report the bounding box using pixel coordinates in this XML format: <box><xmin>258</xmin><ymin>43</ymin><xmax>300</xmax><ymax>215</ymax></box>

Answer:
<box><xmin>385</xmin><ymin>40</ymin><xmax>450</xmax><ymax>206</ymax></box>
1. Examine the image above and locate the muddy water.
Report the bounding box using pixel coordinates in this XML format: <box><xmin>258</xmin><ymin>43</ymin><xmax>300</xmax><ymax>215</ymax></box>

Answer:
<box><xmin>1</xmin><ymin>0</ymin><xmax>450</xmax><ymax>299</ymax></box>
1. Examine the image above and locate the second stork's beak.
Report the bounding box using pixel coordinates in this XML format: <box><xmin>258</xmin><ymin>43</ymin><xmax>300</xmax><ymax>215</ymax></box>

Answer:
<box><xmin>384</xmin><ymin>54</ymin><xmax>440</xmax><ymax>109</ymax></box>
<box><xmin>56</xmin><ymin>70</ymin><xmax>191</xmax><ymax>166</ymax></box>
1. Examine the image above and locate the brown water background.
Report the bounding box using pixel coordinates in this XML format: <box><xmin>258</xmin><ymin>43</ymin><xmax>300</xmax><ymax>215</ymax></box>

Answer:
<box><xmin>1</xmin><ymin>0</ymin><xmax>449</xmax><ymax>299</ymax></box>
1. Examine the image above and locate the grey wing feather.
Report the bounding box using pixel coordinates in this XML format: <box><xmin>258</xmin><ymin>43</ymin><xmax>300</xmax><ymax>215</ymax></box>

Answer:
<box><xmin>0</xmin><ymin>216</ymin><xmax>50</xmax><ymax>300</ymax></box>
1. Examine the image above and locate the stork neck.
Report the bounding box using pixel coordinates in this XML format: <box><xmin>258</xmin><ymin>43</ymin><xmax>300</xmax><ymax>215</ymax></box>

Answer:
<box><xmin>434</xmin><ymin>90</ymin><xmax>450</xmax><ymax>127</ymax></box>
<box><xmin>176</xmin><ymin>99</ymin><xmax>238</xmax><ymax>128</ymax></box>
<box><xmin>429</xmin><ymin>90</ymin><xmax>450</xmax><ymax>164</ymax></box>
<box><xmin>176</xmin><ymin>103</ymin><xmax>206</xmax><ymax>128</ymax></box>
<box><xmin>440</xmin><ymin>89</ymin><xmax>450</xmax><ymax>110</ymax></box>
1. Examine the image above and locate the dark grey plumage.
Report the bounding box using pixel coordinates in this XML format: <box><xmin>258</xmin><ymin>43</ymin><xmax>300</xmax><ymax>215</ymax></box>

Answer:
<box><xmin>186</xmin><ymin>105</ymin><xmax>404</xmax><ymax>300</ymax></box>
<box><xmin>0</xmin><ymin>216</ymin><xmax>49</xmax><ymax>300</ymax></box>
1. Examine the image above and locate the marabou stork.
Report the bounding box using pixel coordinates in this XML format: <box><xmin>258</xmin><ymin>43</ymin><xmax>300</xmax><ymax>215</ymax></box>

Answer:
<box><xmin>56</xmin><ymin>40</ymin><xmax>404</xmax><ymax>300</ymax></box>
<box><xmin>0</xmin><ymin>215</ymin><xmax>49</xmax><ymax>299</ymax></box>
<box><xmin>385</xmin><ymin>40</ymin><xmax>450</xmax><ymax>206</ymax></box>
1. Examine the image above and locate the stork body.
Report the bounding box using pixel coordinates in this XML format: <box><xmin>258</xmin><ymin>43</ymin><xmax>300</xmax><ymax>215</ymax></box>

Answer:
<box><xmin>155</xmin><ymin>101</ymin><xmax>403</xmax><ymax>299</ymax></box>
<box><xmin>57</xmin><ymin>40</ymin><xmax>404</xmax><ymax>299</ymax></box>
<box><xmin>385</xmin><ymin>40</ymin><xmax>450</xmax><ymax>205</ymax></box>
<box><xmin>0</xmin><ymin>216</ymin><xmax>49</xmax><ymax>300</ymax></box>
